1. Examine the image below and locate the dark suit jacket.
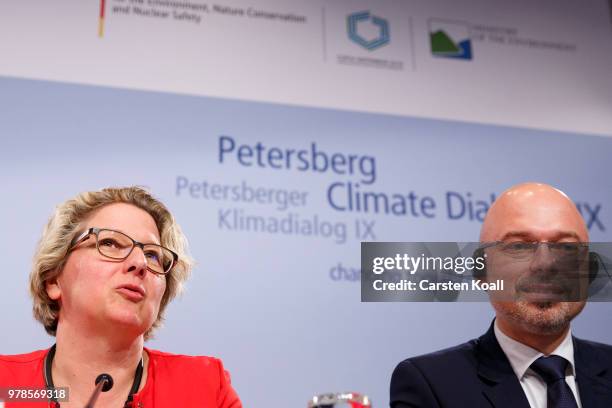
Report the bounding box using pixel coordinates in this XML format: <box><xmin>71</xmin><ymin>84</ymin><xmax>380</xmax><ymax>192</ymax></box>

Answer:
<box><xmin>390</xmin><ymin>323</ymin><xmax>612</xmax><ymax>408</ymax></box>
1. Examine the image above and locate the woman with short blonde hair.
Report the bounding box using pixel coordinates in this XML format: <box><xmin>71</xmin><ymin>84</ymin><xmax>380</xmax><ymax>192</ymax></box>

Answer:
<box><xmin>1</xmin><ymin>186</ymin><xmax>242</xmax><ymax>407</ymax></box>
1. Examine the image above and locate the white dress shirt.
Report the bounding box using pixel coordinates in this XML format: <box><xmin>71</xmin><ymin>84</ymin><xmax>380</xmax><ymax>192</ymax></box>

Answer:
<box><xmin>494</xmin><ymin>320</ymin><xmax>582</xmax><ymax>408</ymax></box>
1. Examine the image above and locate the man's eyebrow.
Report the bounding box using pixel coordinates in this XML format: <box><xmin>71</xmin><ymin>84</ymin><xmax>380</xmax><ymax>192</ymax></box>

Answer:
<box><xmin>499</xmin><ymin>231</ymin><xmax>582</xmax><ymax>241</ymax></box>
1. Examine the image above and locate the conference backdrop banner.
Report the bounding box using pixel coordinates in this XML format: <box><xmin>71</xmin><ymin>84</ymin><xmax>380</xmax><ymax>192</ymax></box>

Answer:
<box><xmin>1</xmin><ymin>0</ymin><xmax>611</xmax><ymax>406</ymax></box>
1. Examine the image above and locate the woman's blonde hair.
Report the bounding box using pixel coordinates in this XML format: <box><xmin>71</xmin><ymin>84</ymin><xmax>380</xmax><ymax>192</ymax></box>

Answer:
<box><xmin>30</xmin><ymin>186</ymin><xmax>193</xmax><ymax>340</ymax></box>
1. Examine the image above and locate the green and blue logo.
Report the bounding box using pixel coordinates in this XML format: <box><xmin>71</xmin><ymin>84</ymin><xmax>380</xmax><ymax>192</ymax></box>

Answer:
<box><xmin>429</xmin><ymin>19</ymin><xmax>472</xmax><ymax>60</ymax></box>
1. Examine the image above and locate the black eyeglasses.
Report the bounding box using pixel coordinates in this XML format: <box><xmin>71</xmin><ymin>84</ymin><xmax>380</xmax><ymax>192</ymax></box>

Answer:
<box><xmin>481</xmin><ymin>241</ymin><xmax>589</xmax><ymax>261</ymax></box>
<box><xmin>69</xmin><ymin>227</ymin><xmax>178</xmax><ymax>275</ymax></box>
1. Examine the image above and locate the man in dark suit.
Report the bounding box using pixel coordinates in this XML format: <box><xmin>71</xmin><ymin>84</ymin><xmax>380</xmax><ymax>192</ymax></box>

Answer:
<box><xmin>390</xmin><ymin>183</ymin><xmax>612</xmax><ymax>407</ymax></box>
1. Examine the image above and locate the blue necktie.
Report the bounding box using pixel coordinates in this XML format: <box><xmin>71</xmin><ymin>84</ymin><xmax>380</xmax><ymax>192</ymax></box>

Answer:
<box><xmin>530</xmin><ymin>356</ymin><xmax>579</xmax><ymax>408</ymax></box>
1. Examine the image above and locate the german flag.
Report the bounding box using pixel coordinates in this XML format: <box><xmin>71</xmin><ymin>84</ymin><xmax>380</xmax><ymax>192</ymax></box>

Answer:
<box><xmin>98</xmin><ymin>0</ymin><xmax>106</xmax><ymax>37</ymax></box>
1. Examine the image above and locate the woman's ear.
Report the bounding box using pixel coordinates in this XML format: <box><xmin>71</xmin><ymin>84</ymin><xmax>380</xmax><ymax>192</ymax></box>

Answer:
<box><xmin>46</xmin><ymin>276</ymin><xmax>61</xmax><ymax>301</ymax></box>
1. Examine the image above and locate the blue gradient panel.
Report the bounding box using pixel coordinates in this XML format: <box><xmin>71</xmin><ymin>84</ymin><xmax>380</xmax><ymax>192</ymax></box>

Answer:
<box><xmin>0</xmin><ymin>76</ymin><xmax>610</xmax><ymax>407</ymax></box>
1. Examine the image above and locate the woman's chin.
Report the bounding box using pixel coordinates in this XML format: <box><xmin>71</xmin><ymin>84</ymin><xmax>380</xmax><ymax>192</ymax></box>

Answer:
<box><xmin>104</xmin><ymin>310</ymin><xmax>153</xmax><ymax>337</ymax></box>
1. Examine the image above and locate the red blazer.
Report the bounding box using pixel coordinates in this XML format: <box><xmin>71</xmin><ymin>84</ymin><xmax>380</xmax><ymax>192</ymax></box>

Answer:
<box><xmin>0</xmin><ymin>347</ymin><xmax>242</xmax><ymax>407</ymax></box>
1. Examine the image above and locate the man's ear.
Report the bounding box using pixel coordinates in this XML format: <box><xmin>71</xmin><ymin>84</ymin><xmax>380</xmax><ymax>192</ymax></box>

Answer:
<box><xmin>46</xmin><ymin>276</ymin><xmax>61</xmax><ymax>301</ymax></box>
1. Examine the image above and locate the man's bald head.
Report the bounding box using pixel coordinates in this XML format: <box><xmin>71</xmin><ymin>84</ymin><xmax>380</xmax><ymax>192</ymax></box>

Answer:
<box><xmin>481</xmin><ymin>182</ymin><xmax>589</xmax><ymax>340</ymax></box>
<box><xmin>480</xmin><ymin>182</ymin><xmax>588</xmax><ymax>243</ymax></box>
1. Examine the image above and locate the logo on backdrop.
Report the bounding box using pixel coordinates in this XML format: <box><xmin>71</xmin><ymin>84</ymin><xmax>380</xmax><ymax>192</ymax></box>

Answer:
<box><xmin>322</xmin><ymin>7</ymin><xmax>412</xmax><ymax>70</ymax></box>
<box><xmin>98</xmin><ymin>0</ymin><xmax>106</xmax><ymax>37</ymax></box>
<box><xmin>347</xmin><ymin>11</ymin><xmax>390</xmax><ymax>51</ymax></box>
<box><xmin>94</xmin><ymin>2</ymin><xmax>307</xmax><ymax>38</ymax></box>
<box><xmin>428</xmin><ymin>17</ymin><xmax>578</xmax><ymax>61</ymax></box>
<box><xmin>429</xmin><ymin>19</ymin><xmax>473</xmax><ymax>60</ymax></box>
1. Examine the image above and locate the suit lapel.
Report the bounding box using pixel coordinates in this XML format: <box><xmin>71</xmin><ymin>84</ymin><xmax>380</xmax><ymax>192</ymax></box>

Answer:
<box><xmin>574</xmin><ymin>337</ymin><xmax>612</xmax><ymax>408</ymax></box>
<box><xmin>476</xmin><ymin>323</ymin><xmax>531</xmax><ymax>408</ymax></box>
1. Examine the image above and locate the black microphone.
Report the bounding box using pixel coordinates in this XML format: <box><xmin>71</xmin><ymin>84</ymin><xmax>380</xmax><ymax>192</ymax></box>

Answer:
<box><xmin>84</xmin><ymin>373</ymin><xmax>114</xmax><ymax>408</ymax></box>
